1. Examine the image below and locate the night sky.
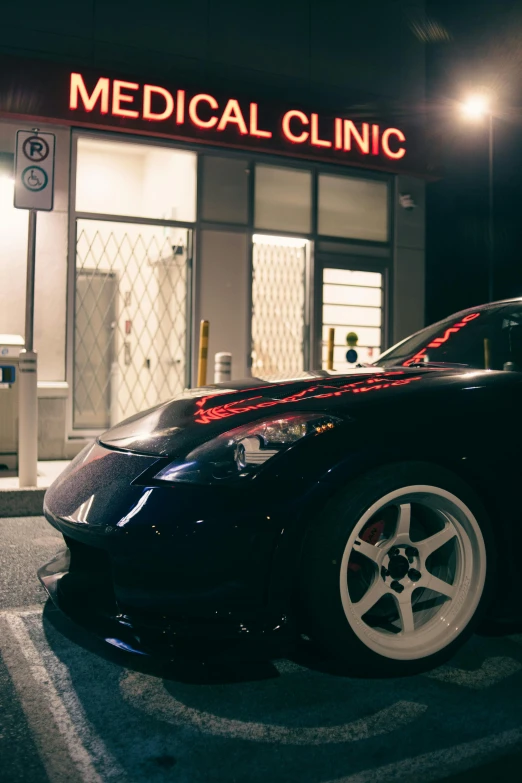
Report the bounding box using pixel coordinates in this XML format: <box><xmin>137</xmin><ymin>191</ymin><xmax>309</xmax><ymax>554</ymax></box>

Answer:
<box><xmin>426</xmin><ymin>0</ymin><xmax>522</xmax><ymax>322</ymax></box>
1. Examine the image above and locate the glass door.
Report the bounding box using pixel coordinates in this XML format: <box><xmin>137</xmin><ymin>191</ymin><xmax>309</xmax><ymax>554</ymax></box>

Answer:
<box><xmin>314</xmin><ymin>257</ymin><xmax>387</xmax><ymax>372</ymax></box>
<box><xmin>71</xmin><ymin>134</ymin><xmax>197</xmax><ymax>433</ymax></box>
<box><xmin>74</xmin><ymin>219</ymin><xmax>192</xmax><ymax>429</ymax></box>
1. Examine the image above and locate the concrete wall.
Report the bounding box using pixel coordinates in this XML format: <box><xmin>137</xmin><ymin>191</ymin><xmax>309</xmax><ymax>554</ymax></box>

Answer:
<box><xmin>393</xmin><ymin>175</ymin><xmax>426</xmax><ymax>344</ymax></box>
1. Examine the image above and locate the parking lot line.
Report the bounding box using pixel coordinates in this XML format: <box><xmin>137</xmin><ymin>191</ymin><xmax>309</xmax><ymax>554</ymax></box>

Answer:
<box><xmin>326</xmin><ymin>723</ymin><xmax>522</xmax><ymax>783</ymax></box>
<box><xmin>0</xmin><ymin>609</ymin><xmax>124</xmax><ymax>783</ymax></box>
<box><xmin>120</xmin><ymin>669</ymin><xmax>427</xmax><ymax>744</ymax></box>
<box><xmin>0</xmin><ymin>604</ymin><xmax>45</xmax><ymax>616</ymax></box>
<box><xmin>426</xmin><ymin>655</ymin><xmax>521</xmax><ymax>689</ymax></box>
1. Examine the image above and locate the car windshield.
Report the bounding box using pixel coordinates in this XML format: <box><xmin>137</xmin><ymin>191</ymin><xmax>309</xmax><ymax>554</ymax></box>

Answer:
<box><xmin>374</xmin><ymin>306</ymin><xmax>522</xmax><ymax>370</ymax></box>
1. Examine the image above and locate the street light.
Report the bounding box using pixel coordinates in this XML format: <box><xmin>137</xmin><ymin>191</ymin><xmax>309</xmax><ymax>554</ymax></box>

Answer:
<box><xmin>461</xmin><ymin>94</ymin><xmax>490</xmax><ymax>120</ymax></box>
<box><xmin>460</xmin><ymin>94</ymin><xmax>494</xmax><ymax>302</ymax></box>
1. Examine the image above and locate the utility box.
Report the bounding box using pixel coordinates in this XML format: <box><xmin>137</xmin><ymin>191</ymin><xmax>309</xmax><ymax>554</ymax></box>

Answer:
<box><xmin>0</xmin><ymin>335</ymin><xmax>24</xmax><ymax>470</ymax></box>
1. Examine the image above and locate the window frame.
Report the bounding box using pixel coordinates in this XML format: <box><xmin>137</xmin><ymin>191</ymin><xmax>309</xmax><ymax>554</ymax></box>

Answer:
<box><xmin>317</xmin><ymin>170</ymin><xmax>390</xmax><ymax>243</ymax></box>
<box><xmin>254</xmin><ymin>162</ymin><xmax>314</xmax><ymax>235</ymax></box>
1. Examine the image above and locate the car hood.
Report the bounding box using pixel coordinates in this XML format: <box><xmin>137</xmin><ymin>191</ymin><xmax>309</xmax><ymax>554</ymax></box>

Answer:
<box><xmin>98</xmin><ymin>366</ymin><xmax>492</xmax><ymax>458</ymax></box>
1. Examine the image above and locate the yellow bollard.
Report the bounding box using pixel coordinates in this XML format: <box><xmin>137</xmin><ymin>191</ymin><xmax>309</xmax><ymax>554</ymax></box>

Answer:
<box><xmin>197</xmin><ymin>320</ymin><xmax>209</xmax><ymax>386</ymax></box>
<box><xmin>484</xmin><ymin>337</ymin><xmax>491</xmax><ymax>370</ymax></box>
<box><xmin>327</xmin><ymin>327</ymin><xmax>335</xmax><ymax>371</ymax></box>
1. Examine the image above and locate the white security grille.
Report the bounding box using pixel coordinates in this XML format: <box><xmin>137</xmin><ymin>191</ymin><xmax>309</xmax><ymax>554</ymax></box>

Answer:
<box><xmin>251</xmin><ymin>237</ymin><xmax>307</xmax><ymax>378</ymax></box>
<box><xmin>322</xmin><ymin>268</ymin><xmax>383</xmax><ymax>371</ymax></box>
<box><xmin>74</xmin><ymin>219</ymin><xmax>189</xmax><ymax>429</ymax></box>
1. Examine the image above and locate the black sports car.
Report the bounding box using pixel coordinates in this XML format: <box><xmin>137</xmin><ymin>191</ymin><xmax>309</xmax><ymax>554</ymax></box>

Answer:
<box><xmin>40</xmin><ymin>299</ymin><xmax>522</xmax><ymax>675</ymax></box>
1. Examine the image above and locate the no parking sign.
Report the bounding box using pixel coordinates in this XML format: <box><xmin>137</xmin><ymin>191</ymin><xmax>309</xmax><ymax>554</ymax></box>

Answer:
<box><xmin>14</xmin><ymin>130</ymin><xmax>55</xmax><ymax>211</ymax></box>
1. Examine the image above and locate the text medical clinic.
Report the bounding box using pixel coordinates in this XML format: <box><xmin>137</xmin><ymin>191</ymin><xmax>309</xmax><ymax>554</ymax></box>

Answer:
<box><xmin>70</xmin><ymin>73</ymin><xmax>407</xmax><ymax>161</ymax></box>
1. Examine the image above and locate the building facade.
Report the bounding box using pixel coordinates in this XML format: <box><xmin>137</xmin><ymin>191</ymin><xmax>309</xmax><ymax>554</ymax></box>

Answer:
<box><xmin>0</xmin><ymin>1</ymin><xmax>427</xmax><ymax>461</ymax></box>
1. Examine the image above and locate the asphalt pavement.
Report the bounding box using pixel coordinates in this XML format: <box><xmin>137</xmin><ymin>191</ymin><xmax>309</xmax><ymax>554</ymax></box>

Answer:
<box><xmin>1</xmin><ymin>515</ymin><xmax>522</xmax><ymax>783</ymax></box>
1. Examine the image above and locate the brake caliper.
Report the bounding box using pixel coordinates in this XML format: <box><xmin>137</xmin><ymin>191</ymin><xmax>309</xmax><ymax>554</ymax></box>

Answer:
<box><xmin>348</xmin><ymin>519</ymin><xmax>385</xmax><ymax>572</ymax></box>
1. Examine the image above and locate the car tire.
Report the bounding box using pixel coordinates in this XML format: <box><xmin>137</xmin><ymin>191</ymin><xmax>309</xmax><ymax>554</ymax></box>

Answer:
<box><xmin>299</xmin><ymin>461</ymin><xmax>496</xmax><ymax>676</ymax></box>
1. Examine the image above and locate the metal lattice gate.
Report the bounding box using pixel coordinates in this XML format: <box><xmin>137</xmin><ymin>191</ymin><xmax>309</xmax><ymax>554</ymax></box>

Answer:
<box><xmin>74</xmin><ymin>219</ymin><xmax>190</xmax><ymax>430</ymax></box>
<box><xmin>251</xmin><ymin>239</ymin><xmax>307</xmax><ymax>378</ymax></box>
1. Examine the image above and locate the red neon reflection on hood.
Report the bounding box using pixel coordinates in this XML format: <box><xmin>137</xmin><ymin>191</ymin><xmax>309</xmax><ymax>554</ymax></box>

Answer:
<box><xmin>194</xmin><ymin>373</ymin><xmax>423</xmax><ymax>424</ymax></box>
<box><xmin>402</xmin><ymin>313</ymin><xmax>481</xmax><ymax>367</ymax></box>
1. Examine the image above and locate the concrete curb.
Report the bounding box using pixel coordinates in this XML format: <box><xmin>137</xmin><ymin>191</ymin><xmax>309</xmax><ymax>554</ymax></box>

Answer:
<box><xmin>0</xmin><ymin>488</ymin><xmax>45</xmax><ymax>517</ymax></box>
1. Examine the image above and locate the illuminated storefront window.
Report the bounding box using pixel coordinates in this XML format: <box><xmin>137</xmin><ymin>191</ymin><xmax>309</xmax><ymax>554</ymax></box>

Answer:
<box><xmin>76</xmin><ymin>138</ymin><xmax>197</xmax><ymax>222</ymax></box>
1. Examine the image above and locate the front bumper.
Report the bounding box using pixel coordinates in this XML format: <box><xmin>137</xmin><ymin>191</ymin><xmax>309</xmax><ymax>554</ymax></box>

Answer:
<box><xmin>39</xmin><ymin>545</ymin><xmax>289</xmax><ymax>657</ymax></box>
<box><xmin>40</xmin><ymin>441</ymin><xmax>301</xmax><ymax>654</ymax></box>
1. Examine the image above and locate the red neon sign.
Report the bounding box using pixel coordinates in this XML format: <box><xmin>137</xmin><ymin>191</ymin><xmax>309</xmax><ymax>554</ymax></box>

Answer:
<box><xmin>112</xmin><ymin>80</ymin><xmax>139</xmax><ymax>118</ymax></box>
<box><xmin>143</xmin><ymin>84</ymin><xmax>174</xmax><ymax>122</ymax></box>
<box><xmin>310</xmin><ymin>113</ymin><xmax>331</xmax><ymax>148</ymax></box>
<box><xmin>68</xmin><ymin>73</ymin><xmax>407</xmax><ymax>161</ymax></box>
<box><xmin>382</xmin><ymin>128</ymin><xmax>406</xmax><ymax>160</ymax></box>
<box><xmin>344</xmin><ymin>121</ymin><xmax>370</xmax><ymax>154</ymax></box>
<box><xmin>216</xmin><ymin>99</ymin><xmax>248</xmax><ymax>135</ymax></box>
<box><xmin>70</xmin><ymin>73</ymin><xmax>109</xmax><ymax>114</ymax></box>
<box><xmin>281</xmin><ymin>110</ymin><xmax>309</xmax><ymax>144</ymax></box>
<box><xmin>250</xmin><ymin>103</ymin><xmax>272</xmax><ymax>139</ymax></box>
<box><xmin>188</xmin><ymin>94</ymin><xmax>219</xmax><ymax>129</ymax></box>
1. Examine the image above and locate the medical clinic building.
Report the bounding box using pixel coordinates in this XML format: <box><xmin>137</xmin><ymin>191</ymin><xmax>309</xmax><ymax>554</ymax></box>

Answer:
<box><xmin>0</xmin><ymin>4</ymin><xmax>427</xmax><ymax>461</ymax></box>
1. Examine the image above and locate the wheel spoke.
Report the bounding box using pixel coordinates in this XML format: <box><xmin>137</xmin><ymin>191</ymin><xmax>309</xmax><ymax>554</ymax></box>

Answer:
<box><xmin>423</xmin><ymin>574</ymin><xmax>456</xmax><ymax>599</ymax></box>
<box><xmin>395</xmin><ymin>503</ymin><xmax>412</xmax><ymax>539</ymax></box>
<box><xmin>353</xmin><ymin>579</ymin><xmax>386</xmax><ymax>618</ymax></box>
<box><xmin>419</xmin><ymin>523</ymin><xmax>457</xmax><ymax>559</ymax></box>
<box><xmin>395</xmin><ymin>592</ymin><xmax>415</xmax><ymax>634</ymax></box>
<box><xmin>353</xmin><ymin>538</ymin><xmax>381</xmax><ymax>564</ymax></box>
<box><xmin>339</xmin><ymin>486</ymin><xmax>485</xmax><ymax>658</ymax></box>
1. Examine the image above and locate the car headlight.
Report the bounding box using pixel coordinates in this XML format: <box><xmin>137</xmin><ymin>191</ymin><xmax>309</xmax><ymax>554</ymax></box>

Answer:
<box><xmin>153</xmin><ymin>413</ymin><xmax>341</xmax><ymax>484</ymax></box>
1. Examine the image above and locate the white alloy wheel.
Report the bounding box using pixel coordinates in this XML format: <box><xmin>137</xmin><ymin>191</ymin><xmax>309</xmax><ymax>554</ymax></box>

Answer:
<box><xmin>339</xmin><ymin>485</ymin><xmax>487</xmax><ymax>661</ymax></box>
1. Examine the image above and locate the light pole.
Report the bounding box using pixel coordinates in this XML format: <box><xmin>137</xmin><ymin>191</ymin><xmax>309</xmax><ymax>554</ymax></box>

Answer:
<box><xmin>460</xmin><ymin>95</ymin><xmax>494</xmax><ymax>301</ymax></box>
<box><xmin>487</xmin><ymin>111</ymin><xmax>494</xmax><ymax>302</ymax></box>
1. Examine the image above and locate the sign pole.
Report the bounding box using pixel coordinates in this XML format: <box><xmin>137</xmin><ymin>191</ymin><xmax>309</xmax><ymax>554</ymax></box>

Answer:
<box><xmin>24</xmin><ymin>210</ymin><xmax>37</xmax><ymax>353</ymax></box>
<box><xmin>14</xmin><ymin>127</ymin><xmax>55</xmax><ymax>488</ymax></box>
<box><xmin>19</xmin><ymin>209</ymin><xmax>38</xmax><ymax>487</ymax></box>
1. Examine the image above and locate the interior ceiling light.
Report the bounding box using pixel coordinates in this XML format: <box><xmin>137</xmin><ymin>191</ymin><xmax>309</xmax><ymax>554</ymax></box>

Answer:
<box><xmin>253</xmin><ymin>234</ymin><xmax>308</xmax><ymax>248</ymax></box>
